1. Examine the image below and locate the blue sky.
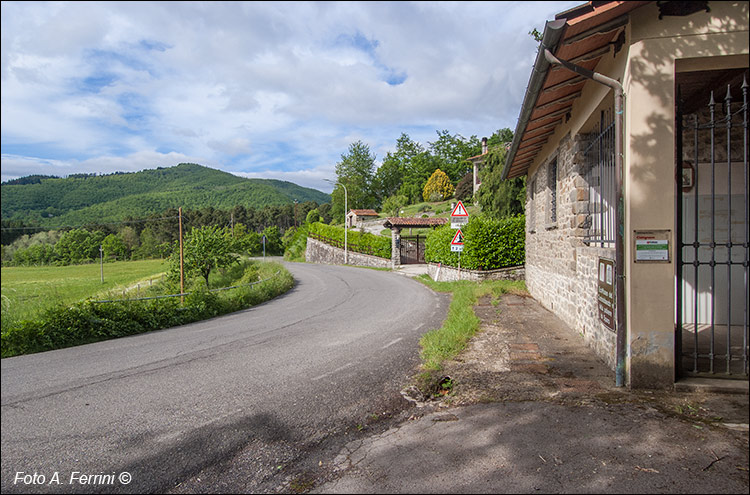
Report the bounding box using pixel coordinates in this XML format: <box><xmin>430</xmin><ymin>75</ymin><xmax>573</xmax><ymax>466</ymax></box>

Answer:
<box><xmin>1</xmin><ymin>1</ymin><xmax>581</xmax><ymax>193</ymax></box>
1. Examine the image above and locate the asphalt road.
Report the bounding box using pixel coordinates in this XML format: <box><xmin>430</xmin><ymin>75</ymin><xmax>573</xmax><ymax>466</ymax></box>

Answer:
<box><xmin>1</xmin><ymin>262</ymin><xmax>449</xmax><ymax>494</ymax></box>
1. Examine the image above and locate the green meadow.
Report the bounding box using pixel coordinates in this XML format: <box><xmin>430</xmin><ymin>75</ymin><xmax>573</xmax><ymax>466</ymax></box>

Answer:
<box><xmin>1</xmin><ymin>259</ymin><xmax>167</xmax><ymax>325</ymax></box>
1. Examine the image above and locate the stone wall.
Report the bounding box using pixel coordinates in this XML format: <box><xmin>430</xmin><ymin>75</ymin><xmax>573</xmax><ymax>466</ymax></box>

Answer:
<box><xmin>428</xmin><ymin>263</ymin><xmax>524</xmax><ymax>282</ymax></box>
<box><xmin>526</xmin><ymin>132</ymin><xmax>618</xmax><ymax>370</ymax></box>
<box><xmin>575</xmin><ymin>246</ymin><xmax>617</xmax><ymax>369</ymax></box>
<box><xmin>305</xmin><ymin>237</ymin><xmax>391</xmax><ymax>269</ymax></box>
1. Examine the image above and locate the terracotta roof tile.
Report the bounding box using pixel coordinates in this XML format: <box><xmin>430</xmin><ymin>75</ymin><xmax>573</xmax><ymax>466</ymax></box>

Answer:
<box><xmin>383</xmin><ymin>217</ymin><xmax>448</xmax><ymax>228</ymax></box>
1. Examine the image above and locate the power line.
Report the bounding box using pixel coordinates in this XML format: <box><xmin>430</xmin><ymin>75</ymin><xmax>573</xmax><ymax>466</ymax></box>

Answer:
<box><xmin>0</xmin><ymin>216</ymin><xmax>181</xmax><ymax>232</ymax></box>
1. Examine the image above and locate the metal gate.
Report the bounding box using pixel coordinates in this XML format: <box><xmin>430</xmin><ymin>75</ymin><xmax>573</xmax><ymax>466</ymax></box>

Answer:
<box><xmin>399</xmin><ymin>235</ymin><xmax>425</xmax><ymax>264</ymax></box>
<box><xmin>676</xmin><ymin>70</ymin><xmax>749</xmax><ymax>379</ymax></box>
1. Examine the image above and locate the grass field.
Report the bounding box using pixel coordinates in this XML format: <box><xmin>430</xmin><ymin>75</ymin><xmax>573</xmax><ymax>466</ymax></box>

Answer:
<box><xmin>1</xmin><ymin>259</ymin><xmax>167</xmax><ymax>324</ymax></box>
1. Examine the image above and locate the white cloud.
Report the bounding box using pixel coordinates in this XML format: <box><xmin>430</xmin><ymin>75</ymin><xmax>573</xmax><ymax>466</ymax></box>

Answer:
<box><xmin>1</xmin><ymin>0</ymin><xmax>583</xmax><ymax>187</ymax></box>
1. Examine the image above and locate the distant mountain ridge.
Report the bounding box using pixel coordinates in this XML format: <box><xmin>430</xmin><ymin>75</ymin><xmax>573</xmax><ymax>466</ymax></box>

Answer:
<box><xmin>1</xmin><ymin>163</ymin><xmax>330</xmax><ymax>227</ymax></box>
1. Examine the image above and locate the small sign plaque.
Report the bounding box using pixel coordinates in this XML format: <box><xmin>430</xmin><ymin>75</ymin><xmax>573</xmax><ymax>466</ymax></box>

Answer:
<box><xmin>597</xmin><ymin>257</ymin><xmax>615</xmax><ymax>331</ymax></box>
<box><xmin>450</xmin><ymin>229</ymin><xmax>464</xmax><ymax>252</ymax></box>
<box><xmin>634</xmin><ymin>230</ymin><xmax>671</xmax><ymax>263</ymax></box>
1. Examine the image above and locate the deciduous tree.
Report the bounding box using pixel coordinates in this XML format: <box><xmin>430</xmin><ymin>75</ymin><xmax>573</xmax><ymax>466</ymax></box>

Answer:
<box><xmin>423</xmin><ymin>169</ymin><xmax>455</xmax><ymax>202</ymax></box>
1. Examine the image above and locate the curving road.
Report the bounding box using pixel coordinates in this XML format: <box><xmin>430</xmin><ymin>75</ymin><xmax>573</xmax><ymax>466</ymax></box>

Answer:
<box><xmin>1</xmin><ymin>262</ymin><xmax>449</xmax><ymax>493</ymax></box>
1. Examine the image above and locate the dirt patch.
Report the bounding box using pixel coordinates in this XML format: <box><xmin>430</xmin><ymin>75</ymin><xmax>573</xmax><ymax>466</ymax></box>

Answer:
<box><xmin>431</xmin><ymin>293</ymin><xmax>749</xmax><ymax>437</ymax></box>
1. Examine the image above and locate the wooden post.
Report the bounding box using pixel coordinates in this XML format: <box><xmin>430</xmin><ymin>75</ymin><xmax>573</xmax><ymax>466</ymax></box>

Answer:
<box><xmin>179</xmin><ymin>207</ymin><xmax>184</xmax><ymax>304</ymax></box>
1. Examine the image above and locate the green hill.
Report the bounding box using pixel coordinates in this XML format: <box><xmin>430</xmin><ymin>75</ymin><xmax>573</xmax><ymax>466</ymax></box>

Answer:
<box><xmin>1</xmin><ymin>163</ymin><xmax>330</xmax><ymax>227</ymax></box>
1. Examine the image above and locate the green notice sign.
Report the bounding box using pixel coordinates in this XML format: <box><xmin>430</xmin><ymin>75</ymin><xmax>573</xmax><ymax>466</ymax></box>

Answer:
<box><xmin>634</xmin><ymin>230</ymin><xmax>671</xmax><ymax>262</ymax></box>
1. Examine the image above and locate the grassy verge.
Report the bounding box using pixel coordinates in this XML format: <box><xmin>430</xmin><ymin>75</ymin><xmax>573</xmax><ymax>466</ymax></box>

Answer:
<box><xmin>1</xmin><ymin>260</ymin><xmax>294</xmax><ymax>358</ymax></box>
<box><xmin>414</xmin><ymin>275</ymin><xmax>526</xmax><ymax>393</ymax></box>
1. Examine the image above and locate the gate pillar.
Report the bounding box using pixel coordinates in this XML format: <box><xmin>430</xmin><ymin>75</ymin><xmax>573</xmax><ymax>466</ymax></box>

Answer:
<box><xmin>391</xmin><ymin>227</ymin><xmax>401</xmax><ymax>269</ymax></box>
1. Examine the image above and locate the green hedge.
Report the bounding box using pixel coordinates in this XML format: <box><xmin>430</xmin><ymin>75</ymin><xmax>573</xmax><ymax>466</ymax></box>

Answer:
<box><xmin>424</xmin><ymin>215</ymin><xmax>525</xmax><ymax>270</ymax></box>
<box><xmin>308</xmin><ymin>222</ymin><xmax>391</xmax><ymax>259</ymax></box>
<box><xmin>1</xmin><ymin>262</ymin><xmax>294</xmax><ymax>358</ymax></box>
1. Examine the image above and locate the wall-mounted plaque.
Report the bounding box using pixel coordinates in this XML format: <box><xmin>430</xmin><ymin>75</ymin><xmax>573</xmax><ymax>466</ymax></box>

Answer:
<box><xmin>597</xmin><ymin>257</ymin><xmax>616</xmax><ymax>331</ymax></box>
<box><xmin>634</xmin><ymin>230</ymin><xmax>671</xmax><ymax>263</ymax></box>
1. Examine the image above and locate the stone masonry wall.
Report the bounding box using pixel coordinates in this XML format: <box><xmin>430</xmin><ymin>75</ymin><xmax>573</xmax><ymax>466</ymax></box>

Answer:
<box><xmin>428</xmin><ymin>263</ymin><xmax>525</xmax><ymax>282</ymax></box>
<box><xmin>526</xmin><ymin>132</ymin><xmax>617</xmax><ymax>370</ymax></box>
<box><xmin>305</xmin><ymin>237</ymin><xmax>391</xmax><ymax>269</ymax></box>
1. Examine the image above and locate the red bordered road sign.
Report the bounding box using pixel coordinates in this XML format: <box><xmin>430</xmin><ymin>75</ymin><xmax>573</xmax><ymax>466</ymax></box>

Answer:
<box><xmin>451</xmin><ymin>201</ymin><xmax>469</xmax><ymax>217</ymax></box>
<box><xmin>451</xmin><ymin>200</ymin><xmax>469</xmax><ymax>229</ymax></box>
<box><xmin>450</xmin><ymin>229</ymin><xmax>464</xmax><ymax>252</ymax></box>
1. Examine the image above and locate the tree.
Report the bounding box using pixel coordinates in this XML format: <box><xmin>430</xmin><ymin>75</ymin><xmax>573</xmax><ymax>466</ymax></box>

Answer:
<box><xmin>261</xmin><ymin>225</ymin><xmax>282</xmax><ymax>255</ymax></box>
<box><xmin>373</xmin><ymin>133</ymin><xmax>426</xmax><ymax>204</ymax></box>
<box><xmin>333</xmin><ymin>141</ymin><xmax>377</xmax><ymax>222</ymax></box>
<box><xmin>454</xmin><ymin>172</ymin><xmax>474</xmax><ymax>202</ymax></box>
<box><xmin>477</xmin><ymin>146</ymin><xmax>526</xmax><ymax>220</ymax></box>
<box><xmin>181</xmin><ymin>225</ymin><xmax>238</xmax><ymax>288</ymax></box>
<box><xmin>101</xmin><ymin>233</ymin><xmax>126</xmax><ymax>260</ymax></box>
<box><xmin>423</xmin><ymin>169</ymin><xmax>455</xmax><ymax>202</ymax></box>
<box><xmin>231</xmin><ymin>223</ymin><xmax>261</xmax><ymax>256</ymax></box>
<box><xmin>381</xmin><ymin>195</ymin><xmax>408</xmax><ymax>217</ymax></box>
<box><xmin>118</xmin><ymin>226</ymin><xmax>140</xmax><ymax>257</ymax></box>
<box><xmin>133</xmin><ymin>227</ymin><xmax>160</xmax><ymax>259</ymax></box>
<box><xmin>428</xmin><ymin>130</ymin><xmax>482</xmax><ymax>182</ymax></box>
<box><xmin>305</xmin><ymin>208</ymin><xmax>322</xmax><ymax>224</ymax></box>
<box><xmin>54</xmin><ymin>228</ymin><xmax>105</xmax><ymax>264</ymax></box>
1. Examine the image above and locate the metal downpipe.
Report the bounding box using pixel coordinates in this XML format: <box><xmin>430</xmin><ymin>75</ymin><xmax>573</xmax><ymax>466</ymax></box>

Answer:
<box><xmin>543</xmin><ymin>49</ymin><xmax>627</xmax><ymax>387</ymax></box>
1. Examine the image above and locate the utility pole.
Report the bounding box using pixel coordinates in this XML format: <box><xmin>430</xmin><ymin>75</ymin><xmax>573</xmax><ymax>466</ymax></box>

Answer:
<box><xmin>100</xmin><ymin>245</ymin><xmax>104</xmax><ymax>283</ymax></box>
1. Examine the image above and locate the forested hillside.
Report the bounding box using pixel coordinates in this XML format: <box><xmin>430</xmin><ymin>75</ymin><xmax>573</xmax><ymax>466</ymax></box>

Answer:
<box><xmin>1</xmin><ymin>163</ymin><xmax>330</xmax><ymax>227</ymax></box>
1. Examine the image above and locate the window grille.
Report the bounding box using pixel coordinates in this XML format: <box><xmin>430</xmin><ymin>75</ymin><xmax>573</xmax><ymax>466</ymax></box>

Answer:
<box><xmin>528</xmin><ymin>178</ymin><xmax>536</xmax><ymax>232</ymax></box>
<box><xmin>584</xmin><ymin>110</ymin><xmax>616</xmax><ymax>246</ymax></box>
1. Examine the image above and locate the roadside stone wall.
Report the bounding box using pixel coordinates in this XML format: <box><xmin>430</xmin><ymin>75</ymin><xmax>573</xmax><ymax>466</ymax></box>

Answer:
<box><xmin>526</xmin><ymin>132</ymin><xmax>617</xmax><ymax>370</ymax></box>
<box><xmin>428</xmin><ymin>263</ymin><xmax>524</xmax><ymax>282</ymax></box>
<box><xmin>305</xmin><ymin>237</ymin><xmax>391</xmax><ymax>269</ymax></box>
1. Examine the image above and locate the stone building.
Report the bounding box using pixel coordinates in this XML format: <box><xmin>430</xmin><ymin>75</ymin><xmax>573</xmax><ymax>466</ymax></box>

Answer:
<box><xmin>503</xmin><ymin>1</ymin><xmax>748</xmax><ymax>389</ymax></box>
<box><xmin>346</xmin><ymin>209</ymin><xmax>379</xmax><ymax>229</ymax></box>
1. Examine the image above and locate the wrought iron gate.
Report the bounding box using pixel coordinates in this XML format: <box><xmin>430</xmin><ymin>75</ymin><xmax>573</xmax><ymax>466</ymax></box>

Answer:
<box><xmin>676</xmin><ymin>72</ymin><xmax>749</xmax><ymax>379</ymax></box>
<box><xmin>399</xmin><ymin>235</ymin><xmax>425</xmax><ymax>264</ymax></box>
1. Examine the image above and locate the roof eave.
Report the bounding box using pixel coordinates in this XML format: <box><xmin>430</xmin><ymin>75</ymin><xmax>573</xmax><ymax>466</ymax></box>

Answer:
<box><xmin>501</xmin><ymin>18</ymin><xmax>568</xmax><ymax>180</ymax></box>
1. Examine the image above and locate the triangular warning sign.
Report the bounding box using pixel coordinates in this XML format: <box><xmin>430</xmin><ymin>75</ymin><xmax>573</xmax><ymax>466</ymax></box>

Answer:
<box><xmin>451</xmin><ymin>201</ymin><xmax>469</xmax><ymax>217</ymax></box>
<box><xmin>451</xmin><ymin>229</ymin><xmax>464</xmax><ymax>245</ymax></box>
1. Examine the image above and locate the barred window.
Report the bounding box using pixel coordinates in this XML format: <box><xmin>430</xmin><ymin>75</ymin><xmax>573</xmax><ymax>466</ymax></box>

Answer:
<box><xmin>583</xmin><ymin>110</ymin><xmax>616</xmax><ymax>246</ymax></box>
<box><xmin>528</xmin><ymin>177</ymin><xmax>536</xmax><ymax>232</ymax></box>
<box><xmin>547</xmin><ymin>158</ymin><xmax>558</xmax><ymax>226</ymax></box>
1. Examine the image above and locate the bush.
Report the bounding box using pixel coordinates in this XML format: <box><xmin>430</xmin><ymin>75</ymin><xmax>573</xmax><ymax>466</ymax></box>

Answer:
<box><xmin>424</xmin><ymin>215</ymin><xmax>524</xmax><ymax>270</ymax></box>
<box><xmin>283</xmin><ymin>224</ymin><xmax>310</xmax><ymax>262</ymax></box>
<box><xmin>308</xmin><ymin>222</ymin><xmax>391</xmax><ymax>259</ymax></box>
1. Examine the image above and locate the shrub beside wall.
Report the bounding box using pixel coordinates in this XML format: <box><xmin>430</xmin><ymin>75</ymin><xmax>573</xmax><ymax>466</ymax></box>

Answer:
<box><xmin>308</xmin><ymin>222</ymin><xmax>391</xmax><ymax>259</ymax></box>
<box><xmin>425</xmin><ymin>215</ymin><xmax>525</xmax><ymax>270</ymax></box>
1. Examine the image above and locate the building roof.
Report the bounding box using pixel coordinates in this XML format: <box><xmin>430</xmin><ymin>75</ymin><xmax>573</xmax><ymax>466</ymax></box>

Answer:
<box><xmin>348</xmin><ymin>209</ymin><xmax>379</xmax><ymax>217</ymax></box>
<box><xmin>382</xmin><ymin>217</ymin><xmax>448</xmax><ymax>229</ymax></box>
<box><xmin>466</xmin><ymin>151</ymin><xmax>488</xmax><ymax>163</ymax></box>
<box><xmin>502</xmin><ymin>1</ymin><xmax>649</xmax><ymax>180</ymax></box>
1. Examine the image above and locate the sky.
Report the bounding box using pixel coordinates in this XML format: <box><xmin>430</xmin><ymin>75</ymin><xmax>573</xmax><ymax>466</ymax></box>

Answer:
<box><xmin>1</xmin><ymin>1</ymin><xmax>582</xmax><ymax>193</ymax></box>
